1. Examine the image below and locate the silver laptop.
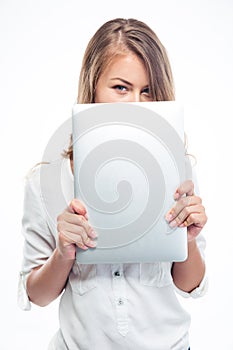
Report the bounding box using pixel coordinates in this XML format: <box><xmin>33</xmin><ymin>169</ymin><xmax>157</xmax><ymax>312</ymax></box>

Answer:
<box><xmin>72</xmin><ymin>101</ymin><xmax>189</xmax><ymax>264</ymax></box>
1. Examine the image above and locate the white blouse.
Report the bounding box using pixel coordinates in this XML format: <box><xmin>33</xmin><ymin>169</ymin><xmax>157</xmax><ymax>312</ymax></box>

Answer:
<box><xmin>18</xmin><ymin>158</ymin><xmax>208</xmax><ymax>350</ymax></box>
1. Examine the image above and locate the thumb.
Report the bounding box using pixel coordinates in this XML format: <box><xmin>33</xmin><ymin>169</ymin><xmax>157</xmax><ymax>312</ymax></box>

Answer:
<box><xmin>69</xmin><ymin>198</ymin><xmax>87</xmax><ymax>216</ymax></box>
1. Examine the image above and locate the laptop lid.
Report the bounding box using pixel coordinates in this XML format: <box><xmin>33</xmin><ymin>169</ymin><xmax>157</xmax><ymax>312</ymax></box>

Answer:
<box><xmin>72</xmin><ymin>101</ymin><xmax>189</xmax><ymax>263</ymax></box>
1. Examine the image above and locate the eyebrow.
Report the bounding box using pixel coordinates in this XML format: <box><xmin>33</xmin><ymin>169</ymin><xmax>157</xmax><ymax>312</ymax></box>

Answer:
<box><xmin>110</xmin><ymin>78</ymin><xmax>149</xmax><ymax>90</ymax></box>
<box><xmin>110</xmin><ymin>77</ymin><xmax>133</xmax><ymax>86</ymax></box>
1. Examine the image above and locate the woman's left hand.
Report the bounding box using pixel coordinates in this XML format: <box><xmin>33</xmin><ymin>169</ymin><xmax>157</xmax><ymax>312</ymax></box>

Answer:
<box><xmin>165</xmin><ymin>180</ymin><xmax>207</xmax><ymax>241</ymax></box>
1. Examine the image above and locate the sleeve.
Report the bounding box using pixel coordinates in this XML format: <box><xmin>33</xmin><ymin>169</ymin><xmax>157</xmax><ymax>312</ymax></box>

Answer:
<box><xmin>174</xmin><ymin>164</ymin><xmax>209</xmax><ymax>299</ymax></box>
<box><xmin>174</xmin><ymin>232</ymin><xmax>209</xmax><ymax>299</ymax></box>
<box><xmin>17</xmin><ymin>168</ymin><xmax>56</xmax><ymax>310</ymax></box>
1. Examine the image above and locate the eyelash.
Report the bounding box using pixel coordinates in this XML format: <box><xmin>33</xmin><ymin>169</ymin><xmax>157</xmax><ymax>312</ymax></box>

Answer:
<box><xmin>142</xmin><ymin>87</ymin><xmax>150</xmax><ymax>95</ymax></box>
<box><xmin>113</xmin><ymin>85</ymin><xmax>150</xmax><ymax>95</ymax></box>
<box><xmin>113</xmin><ymin>85</ymin><xmax>127</xmax><ymax>92</ymax></box>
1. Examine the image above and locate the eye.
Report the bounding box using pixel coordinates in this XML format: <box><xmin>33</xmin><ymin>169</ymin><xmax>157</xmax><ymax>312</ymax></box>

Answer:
<box><xmin>113</xmin><ymin>85</ymin><xmax>128</xmax><ymax>92</ymax></box>
<box><xmin>142</xmin><ymin>87</ymin><xmax>150</xmax><ymax>95</ymax></box>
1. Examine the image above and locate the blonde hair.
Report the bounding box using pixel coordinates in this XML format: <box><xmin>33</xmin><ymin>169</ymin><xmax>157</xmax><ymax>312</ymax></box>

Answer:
<box><xmin>64</xmin><ymin>18</ymin><xmax>175</xmax><ymax>159</ymax></box>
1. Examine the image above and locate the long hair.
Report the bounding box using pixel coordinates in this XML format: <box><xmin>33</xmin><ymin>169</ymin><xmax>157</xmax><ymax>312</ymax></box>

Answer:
<box><xmin>64</xmin><ymin>18</ymin><xmax>175</xmax><ymax>160</ymax></box>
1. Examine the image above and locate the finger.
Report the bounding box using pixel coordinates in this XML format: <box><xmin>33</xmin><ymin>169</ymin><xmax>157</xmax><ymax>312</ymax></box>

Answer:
<box><xmin>59</xmin><ymin>212</ymin><xmax>97</xmax><ymax>239</ymax></box>
<box><xmin>69</xmin><ymin>198</ymin><xmax>87</xmax><ymax>216</ymax></box>
<box><xmin>165</xmin><ymin>196</ymin><xmax>202</xmax><ymax>222</ymax></box>
<box><xmin>187</xmin><ymin>214</ymin><xmax>208</xmax><ymax>239</ymax></box>
<box><xmin>168</xmin><ymin>204</ymin><xmax>204</xmax><ymax>228</ymax></box>
<box><xmin>60</xmin><ymin>230</ymin><xmax>88</xmax><ymax>250</ymax></box>
<box><xmin>174</xmin><ymin>180</ymin><xmax>194</xmax><ymax>200</ymax></box>
<box><xmin>179</xmin><ymin>212</ymin><xmax>207</xmax><ymax>228</ymax></box>
<box><xmin>61</xmin><ymin>230</ymin><xmax>97</xmax><ymax>249</ymax></box>
<box><xmin>59</xmin><ymin>221</ymin><xmax>97</xmax><ymax>245</ymax></box>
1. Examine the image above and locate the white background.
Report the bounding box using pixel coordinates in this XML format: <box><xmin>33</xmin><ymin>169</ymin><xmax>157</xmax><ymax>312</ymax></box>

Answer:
<box><xmin>0</xmin><ymin>0</ymin><xmax>232</xmax><ymax>349</ymax></box>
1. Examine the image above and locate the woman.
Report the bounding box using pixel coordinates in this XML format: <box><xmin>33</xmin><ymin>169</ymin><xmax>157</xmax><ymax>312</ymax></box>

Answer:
<box><xmin>18</xmin><ymin>18</ymin><xmax>207</xmax><ymax>349</ymax></box>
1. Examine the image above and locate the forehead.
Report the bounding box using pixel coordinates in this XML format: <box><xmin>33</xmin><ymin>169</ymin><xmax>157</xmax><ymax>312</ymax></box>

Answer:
<box><xmin>100</xmin><ymin>53</ymin><xmax>148</xmax><ymax>79</ymax></box>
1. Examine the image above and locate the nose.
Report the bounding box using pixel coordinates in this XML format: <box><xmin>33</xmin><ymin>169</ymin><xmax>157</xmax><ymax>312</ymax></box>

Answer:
<box><xmin>128</xmin><ymin>91</ymin><xmax>142</xmax><ymax>102</ymax></box>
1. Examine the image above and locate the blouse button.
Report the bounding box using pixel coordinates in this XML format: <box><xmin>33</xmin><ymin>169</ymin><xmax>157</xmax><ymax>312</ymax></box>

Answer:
<box><xmin>114</xmin><ymin>271</ymin><xmax>121</xmax><ymax>277</ymax></box>
<box><xmin>118</xmin><ymin>298</ymin><xmax>124</xmax><ymax>305</ymax></box>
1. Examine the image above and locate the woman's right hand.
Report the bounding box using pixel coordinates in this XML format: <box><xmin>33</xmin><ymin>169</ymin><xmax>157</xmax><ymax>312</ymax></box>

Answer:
<box><xmin>57</xmin><ymin>199</ymin><xmax>97</xmax><ymax>260</ymax></box>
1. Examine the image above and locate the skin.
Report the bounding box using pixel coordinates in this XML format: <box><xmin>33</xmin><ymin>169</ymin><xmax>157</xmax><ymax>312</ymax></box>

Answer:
<box><xmin>27</xmin><ymin>53</ymin><xmax>207</xmax><ymax>306</ymax></box>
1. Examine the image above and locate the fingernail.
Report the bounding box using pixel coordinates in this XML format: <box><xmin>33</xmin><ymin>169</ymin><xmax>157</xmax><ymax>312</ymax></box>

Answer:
<box><xmin>169</xmin><ymin>220</ymin><xmax>177</xmax><ymax>228</ymax></box>
<box><xmin>73</xmin><ymin>198</ymin><xmax>81</xmax><ymax>206</ymax></box>
<box><xmin>165</xmin><ymin>213</ymin><xmax>173</xmax><ymax>222</ymax></box>
<box><xmin>88</xmin><ymin>240</ymin><xmax>97</xmax><ymax>248</ymax></box>
<box><xmin>174</xmin><ymin>192</ymin><xmax>180</xmax><ymax>200</ymax></box>
<box><xmin>90</xmin><ymin>230</ymin><xmax>98</xmax><ymax>238</ymax></box>
<box><xmin>79</xmin><ymin>244</ymin><xmax>88</xmax><ymax>250</ymax></box>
